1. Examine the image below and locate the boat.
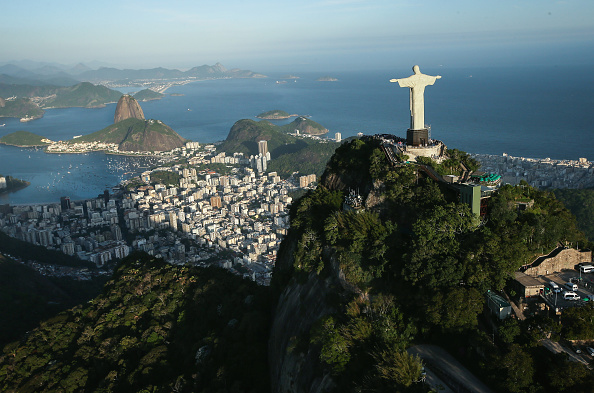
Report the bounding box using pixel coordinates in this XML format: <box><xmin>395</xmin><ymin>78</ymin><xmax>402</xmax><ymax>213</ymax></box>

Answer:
<box><xmin>0</xmin><ymin>124</ymin><xmax>5</xmax><ymax>127</ymax></box>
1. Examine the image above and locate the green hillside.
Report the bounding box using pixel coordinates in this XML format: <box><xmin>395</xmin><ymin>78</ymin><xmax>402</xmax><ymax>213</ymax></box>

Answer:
<box><xmin>218</xmin><ymin>118</ymin><xmax>338</xmax><ymax>177</ymax></box>
<box><xmin>0</xmin><ymin>98</ymin><xmax>44</xmax><ymax>120</ymax></box>
<box><xmin>42</xmin><ymin>82</ymin><xmax>122</xmax><ymax>108</ymax></box>
<box><xmin>0</xmin><ymin>255</ymin><xmax>106</xmax><ymax>347</ymax></box>
<box><xmin>267</xmin><ymin>141</ymin><xmax>339</xmax><ymax>177</ymax></box>
<box><xmin>72</xmin><ymin>118</ymin><xmax>186</xmax><ymax>152</ymax></box>
<box><xmin>0</xmin><ymin>131</ymin><xmax>49</xmax><ymax>146</ymax></box>
<box><xmin>0</xmin><ymin>84</ymin><xmax>56</xmax><ymax>99</ymax></box>
<box><xmin>270</xmin><ymin>137</ymin><xmax>592</xmax><ymax>392</ymax></box>
<box><xmin>133</xmin><ymin>89</ymin><xmax>164</xmax><ymax>101</ymax></box>
<box><xmin>0</xmin><ymin>252</ymin><xmax>270</xmax><ymax>393</ymax></box>
<box><xmin>218</xmin><ymin>119</ymin><xmax>298</xmax><ymax>157</ymax></box>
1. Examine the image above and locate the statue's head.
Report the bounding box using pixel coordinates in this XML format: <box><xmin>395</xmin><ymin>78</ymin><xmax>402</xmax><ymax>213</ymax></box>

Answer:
<box><xmin>413</xmin><ymin>65</ymin><xmax>420</xmax><ymax>74</ymax></box>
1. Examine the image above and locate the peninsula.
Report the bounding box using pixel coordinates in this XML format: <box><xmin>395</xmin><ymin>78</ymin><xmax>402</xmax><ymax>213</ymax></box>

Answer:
<box><xmin>46</xmin><ymin>95</ymin><xmax>186</xmax><ymax>154</ymax></box>
<box><xmin>0</xmin><ymin>131</ymin><xmax>52</xmax><ymax>147</ymax></box>
<box><xmin>0</xmin><ymin>174</ymin><xmax>30</xmax><ymax>193</ymax></box>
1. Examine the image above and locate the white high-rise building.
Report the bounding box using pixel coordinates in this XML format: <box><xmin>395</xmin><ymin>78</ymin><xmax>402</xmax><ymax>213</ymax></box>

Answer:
<box><xmin>258</xmin><ymin>140</ymin><xmax>268</xmax><ymax>156</ymax></box>
<box><xmin>335</xmin><ymin>132</ymin><xmax>342</xmax><ymax>142</ymax></box>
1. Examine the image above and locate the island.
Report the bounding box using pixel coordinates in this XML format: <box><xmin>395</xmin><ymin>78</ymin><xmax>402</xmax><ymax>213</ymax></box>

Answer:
<box><xmin>316</xmin><ymin>76</ymin><xmax>338</xmax><ymax>82</ymax></box>
<box><xmin>280</xmin><ymin>75</ymin><xmax>300</xmax><ymax>79</ymax></box>
<box><xmin>133</xmin><ymin>89</ymin><xmax>165</xmax><ymax>102</ymax></box>
<box><xmin>256</xmin><ymin>110</ymin><xmax>297</xmax><ymax>120</ymax></box>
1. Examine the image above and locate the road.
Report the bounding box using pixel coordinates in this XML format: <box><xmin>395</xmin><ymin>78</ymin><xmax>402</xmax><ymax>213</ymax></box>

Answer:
<box><xmin>540</xmin><ymin>339</ymin><xmax>591</xmax><ymax>367</ymax></box>
<box><xmin>408</xmin><ymin>344</ymin><xmax>494</xmax><ymax>393</ymax></box>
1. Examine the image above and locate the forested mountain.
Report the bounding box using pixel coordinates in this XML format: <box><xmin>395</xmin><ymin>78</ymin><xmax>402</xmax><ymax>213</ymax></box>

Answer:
<box><xmin>0</xmin><ymin>255</ymin><xmax>106</xmax><ymax>348</ymax></box>
<box><xmin>269</xmin><ymin>136</ymin><xmax>592</xmax><ymax>392</ymax></box>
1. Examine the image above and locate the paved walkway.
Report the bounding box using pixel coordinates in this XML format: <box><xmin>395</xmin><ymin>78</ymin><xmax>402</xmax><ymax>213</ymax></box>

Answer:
<box><xmin>408</xmin><ymin>345</ymin><xmax>494</xmax><ymax>393</ymax></box>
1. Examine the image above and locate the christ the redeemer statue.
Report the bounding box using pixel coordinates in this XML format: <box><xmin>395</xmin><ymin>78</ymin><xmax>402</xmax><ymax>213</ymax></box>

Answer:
<box><xmin>390</xmin><ymin>65</ymin><xmax>441</xmax><ymax>131</ymax></box>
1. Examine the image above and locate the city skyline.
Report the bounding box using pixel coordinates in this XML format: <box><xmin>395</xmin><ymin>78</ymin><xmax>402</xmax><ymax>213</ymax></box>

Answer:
<box><xmin>2</xmin><ymin>0</ymin><xmax>593</xmax><ymax>72</ymax></box>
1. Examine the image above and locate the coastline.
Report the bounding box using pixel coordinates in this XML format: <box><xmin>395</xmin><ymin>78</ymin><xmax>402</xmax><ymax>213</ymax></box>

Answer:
<box><xmin>0</xmin><ymin>142</ymin><xmax>49</xmax><ymax>148</ymax></box>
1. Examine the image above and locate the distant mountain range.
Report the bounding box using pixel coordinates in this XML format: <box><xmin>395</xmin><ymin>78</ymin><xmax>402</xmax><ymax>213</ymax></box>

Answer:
<box><xmin>0</xmin><ymin>62</ymin><xmax>265</xmax><ymax>87</ymax></box>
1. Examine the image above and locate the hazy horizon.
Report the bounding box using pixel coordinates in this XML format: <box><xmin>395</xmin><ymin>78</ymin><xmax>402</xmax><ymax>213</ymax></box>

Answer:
<box><xmin>2</xmin><ymin>1</ymin><xmax>594</xmax><ymax>73</ymax></box>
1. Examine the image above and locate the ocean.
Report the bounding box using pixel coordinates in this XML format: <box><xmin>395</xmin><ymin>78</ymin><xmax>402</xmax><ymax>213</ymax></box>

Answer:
<box><xmin>1</xmin><ymin>64</ymin><xmax>593</xmax><ymax>204</ymax></box>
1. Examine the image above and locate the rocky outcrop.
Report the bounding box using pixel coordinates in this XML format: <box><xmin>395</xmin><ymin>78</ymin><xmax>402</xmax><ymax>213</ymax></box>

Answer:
<box><xmin>269</xmin><ymin>239</ymin><xmax>338</xmax><ymax>393</ymax></box>
<box><xmin>114</xmin><ymin>95</ymin><xmax>145</xmax><ymax>124</ymax></box>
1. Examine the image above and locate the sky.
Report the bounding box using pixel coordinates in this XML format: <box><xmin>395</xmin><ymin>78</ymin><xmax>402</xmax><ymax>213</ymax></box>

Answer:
<box><xmin>2</xmin><ymin>0</ymin><xmax>594</xmax><ymax>72</ymax></box>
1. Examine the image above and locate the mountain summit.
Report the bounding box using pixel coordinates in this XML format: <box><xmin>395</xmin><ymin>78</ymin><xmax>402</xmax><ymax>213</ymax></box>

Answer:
<box><xmin>114</xmin><ymin>95</ymin><xmax>145</xmax><ymax>123</ymax></box>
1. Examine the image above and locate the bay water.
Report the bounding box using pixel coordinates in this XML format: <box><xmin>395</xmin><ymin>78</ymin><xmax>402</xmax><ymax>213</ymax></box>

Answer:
<box><xmin>1</xmin><ymin>64</ymin><xmax>593</xmax><ymax>204</ymax></box>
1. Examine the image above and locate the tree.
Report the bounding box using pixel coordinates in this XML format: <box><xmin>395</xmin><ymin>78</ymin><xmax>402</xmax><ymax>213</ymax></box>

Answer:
<box><xmin>497</xmin><ymin>344</ymin><xmax>534</xmax><ymax>393</ymax></box>
<box><xmin>546</xmin><ymin>354</ymin><xmax>591</xmax><ymax>393</ymax></box>
<box><xmin>425</xmin><ymin>287</ymin><xmax>484</xmax><ymax>332</ymax></box>
<box><xmin>561</xmin><ymin>303</ymin><xmax>594</xmax><ymax>340</ymax></box>
<box><xmin>498</xmin><ymin>318</ymin><xmax>521</xmax><ymax>344</ymax></box>
<box><xmin>310</xmin><ymin>316</ymin><xmax>351</xmax><ymax>373</ymax></box>
<box><xmin>372</xmin><ymin>348</ymin><xmax>423</xmax><ymax>388</ymax></box>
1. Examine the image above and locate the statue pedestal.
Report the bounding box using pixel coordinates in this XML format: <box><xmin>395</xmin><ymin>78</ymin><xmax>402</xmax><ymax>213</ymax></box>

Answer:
<box><xmin>407</xmin><ymin>128</ymin><xmax>429</xmax><ymax>147</ymax></box>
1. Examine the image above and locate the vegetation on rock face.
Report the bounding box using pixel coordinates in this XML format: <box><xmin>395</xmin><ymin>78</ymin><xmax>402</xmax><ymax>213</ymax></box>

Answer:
<box><xmin>0</xmin><ymin>131</ymin><xmax>49</xmax><ymax>146</ymax></box>
<box><xmin>272</xmin><ymin>137</ymin><xmax>592</xmax><ymax>392</ymax></box>
<box><xmin>0</xmin><ymin>252</ymin><xmax>271</xmax><ymax>393</ymax></box>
